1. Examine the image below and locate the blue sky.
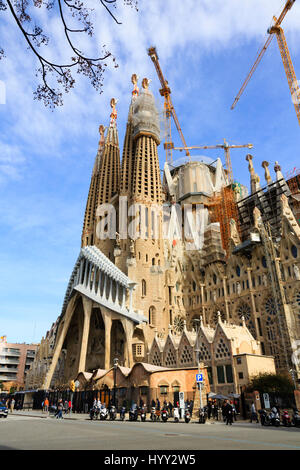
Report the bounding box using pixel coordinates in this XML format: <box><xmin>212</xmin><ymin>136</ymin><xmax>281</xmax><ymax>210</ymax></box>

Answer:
<box><xmin>0</xmin><ymin>0</ymin><xmax>300</xmax><ymax>343</ymax></box>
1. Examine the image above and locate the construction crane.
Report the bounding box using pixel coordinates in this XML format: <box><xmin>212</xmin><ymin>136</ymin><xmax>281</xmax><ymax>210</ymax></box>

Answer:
<box><xmin>231</xmin><ymin>0</ymin><xmax>300</xmax><ymax>126</ymax></box>
<box><xmin>174</xmin><ymin>139</ymin><xmax>253</xmax><ymax>184</ymax></box>
<box><xmin>148</xmin><ymin>46</ymin><xmax>190</xmax><ymax>162</ymax></box>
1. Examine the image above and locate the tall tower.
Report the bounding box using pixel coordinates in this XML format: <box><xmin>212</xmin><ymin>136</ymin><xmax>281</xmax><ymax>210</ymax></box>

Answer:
<box><xmin>124</xmin><ymin>78</ymin><xmax>167</xmax><ymax>334</ymax></box>
<box><xmin>81</xmin><ymin>124</ymin><xmax>105</xmax><ymax>247</ymax></box>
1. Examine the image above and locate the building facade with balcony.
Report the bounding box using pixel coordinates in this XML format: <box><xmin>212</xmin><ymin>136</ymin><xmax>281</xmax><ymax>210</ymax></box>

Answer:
<box><xmin>0</xmin><ymin>336</ymin><xmax>38</xmax><ymax>390</ymax></box>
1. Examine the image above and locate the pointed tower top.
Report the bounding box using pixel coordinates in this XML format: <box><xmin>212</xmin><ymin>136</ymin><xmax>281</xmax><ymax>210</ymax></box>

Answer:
<box><xmin>142</xmin><ymin>77</ymin><xmax>151</xmax><ymax>90</ymax></box>
<box><xmin>110</xmin><ymin>98</ymin><xmax>118</xmax><ymax>127</ymax></box>
<box><xmin>274</xmin><ymin>161</ymin><xmax>284</xmax><ymax>181</ymax></box>
<box><xmin>131</xmin><ymin>74</ymin><xmax>139</xmax><ymax>99</ymax></box>
<box><xmin>262</xmin><ymin>161</ymin><xmax>272</xmax><ymax>185</ymax></box>
<box><xmin>246</xmin><ymin>154</ymin><xmax>261</xmax><ymax>193</ymax></box>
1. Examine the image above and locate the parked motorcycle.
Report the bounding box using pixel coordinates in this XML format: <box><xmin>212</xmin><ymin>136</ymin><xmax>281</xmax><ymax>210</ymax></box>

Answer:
<box><xmin>139</xmin><ymin>406</ymin><xmax>146</xmax><ymax>422</ymax></box>
<box><xmin>292</xmin><ymin>409</ymin><xmax>300</xmax><ymax>427</ymax></box>
<box><xmin>89</xmin><ymin>405</ymin><xmax>99</xmax><ymax>420</ymax></box>
<box><xmin>282</xmin><ymin>410</ymin><xmax>291</xmax><ymax>427</ymax></box>
<box><xmin>184</xmin><ymin>408</ymin><xmax>191</xmax><ymax>423</ymax></box>
<box><xmin>173</xmin><ymin>407</ymin><xmax>180</xmax><ymax>423</ymax></box>
<box><xmin>199</xmin><ymin>407</ymin><xmax>207</xmax><ymax>424</ymax></box>
<box><xmin>161</xmin><ymin>408</ymin><xmax>169</xmax><ymax>423</ymax></box>
<box><xmin>120</xmin><ymin>406</ymin><xmax>126</xmax><ymax>421</ymax></box>
<box><xmin>100</xmin><ymin>406</ymin><xmax>108</xmax><ymax>420</ymax></box>
<box><xmin>150</xmin><ymin>407</ymin><xmax>157</xmax><ymax>422</ymax></box>
<box><xmin>109</xmin><ymin>405</ymin><xmax>117</xmax><ymax>421</ymax></box>
<box><xmin>129</xmin><ymin>404</ymin><xmax>138</xmax><ymax>421</ymax></box>
<box><xmin>269</xmin><ymin>409</ymin><xmax>280</xmax><ymax>427</ymax></box>
<box><xmin>259</xmin><ymin>409</ymin><xmax>269</xmax><ymax>426</ymax></box>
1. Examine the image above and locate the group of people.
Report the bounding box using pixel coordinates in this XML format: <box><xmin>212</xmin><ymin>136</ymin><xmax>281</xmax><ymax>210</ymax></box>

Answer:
<box><xmin>206</xmin><ymin>399</ymin><xmax>238</xmax><ymax>425</ymax></box>
<box><xmin>53</xmin><ymin>399</ymin><xmax>72</xmax><ymax>419</ymax></box>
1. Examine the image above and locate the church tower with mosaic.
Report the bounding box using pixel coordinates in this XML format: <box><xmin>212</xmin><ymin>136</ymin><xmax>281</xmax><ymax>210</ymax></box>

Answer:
<box><xmin>31</xmin><ymin>75</ymin><xmax>300</xmax><ymax>394</ymax></box>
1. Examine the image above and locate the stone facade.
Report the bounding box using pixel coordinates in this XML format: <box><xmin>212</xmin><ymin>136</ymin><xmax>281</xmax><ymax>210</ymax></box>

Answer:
<box><xmin>27</xmin><ymin>75</ymin><xmax>300</xmax><ymax>393</ymax></box>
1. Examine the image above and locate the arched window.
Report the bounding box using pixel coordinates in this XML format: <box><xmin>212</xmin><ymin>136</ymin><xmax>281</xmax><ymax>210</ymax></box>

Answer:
<box><xmin>142</xmin><ymin>279</ymin><xmax>146</xmax><ymax>297</ymax></box>
<box><xmin>149</xmin><ymin>306</ymin><xmax>156</xmax><ymax>325</ymax></box>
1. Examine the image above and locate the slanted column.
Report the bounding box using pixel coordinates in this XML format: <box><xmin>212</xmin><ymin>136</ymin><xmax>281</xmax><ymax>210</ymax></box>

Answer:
<box><xmin>87</xmin><ymin>262</ymin><xmax>93</xmax><ymax>289</ymax></box>
<box><xmin>108</xmin><ymin>277</ymin><xmax>113</xmax><ymax>303</ymax></box>
<box><xmin>96</xmin><ymin>270</ymin><xmax>102</xmax><ymax>296</ymax></box>
<box><xmin>83</xmin><ymin>259</ymin><xmax>89</xmax><ymax>286</ymax></box>
<box><xmin>121</xmin><ymin>286</ymin><xmax>126</xmax><ymax>310</ymax></box>
<box><xmin>42</xmin><ymin>296</ymin><xmax>77</xmax><ymax>390</ymax></box>
<box><xmin>102</xmin><ymin>274</ymin><xmax>107</xmax><ymax>300</ymax></box>
<box><xmin>115</xmin><ymin>282</ymin><xmax>119</xmax><ymax>307</ymax></box>
<box><xmin>78</xmin><ymin>297</ymin><xmax>92</xmax><ymax>374</ymax></box>
<box><xmin>102</xmin><ymin>310</ymin><xmax>112</xmax><ymax>370</ymax></box>
<box><xmin>121</xmin><ymin>318</ymin><xmax>134</xmax><ymax>368</ymax></box>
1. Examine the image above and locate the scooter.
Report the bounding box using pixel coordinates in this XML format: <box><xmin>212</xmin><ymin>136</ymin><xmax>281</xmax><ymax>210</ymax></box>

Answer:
<box><xmin>269</xmin><ymin>409</ymin><xmax>280</xmax><ymax>427</ymax></box>
<box><xmin>282</xmin><ymin>410</ymin><xmax>291</xmax><ymax>427</ymax></box>
<box><xmin>129</xmin><ymin>405</ymin><xmax>138</xmax><ymax>421</ymax></box>
<box><xmin>150</xmin><ymin>407</ymin><xmax>156</xmax><ymax>422</ymax></box>
<box><xmin>89</xmin><ymin>405</ymin><xmax>99</xmax><ymax>420</ymax></box>
<box><xmin>161</xmin><ymin>408</ymin><xmax>168</xmax><ymax>422</ymax></box>
<box><xmin>259</xmin><ymin>409</ymin><xmax>269</xmax><ymax>426</ymax></box>
<box><xmin>173</xmin><ymin>407</ymin><xmax>180</xmax><ymax>423</ymax></box>
<box><xmin>100</xmin><ymin>406</ymin><xmax>108</xmax><ymax>420</ymax></box>
<box><xmin>292</xmin><ymin>409</ymin><xmax>300</xmax><ymax>427</ymax></box>
<box><xmin>184</xmin><ymin>408</ymin><xmax>191</xmax><ymax>423</ymax></box>
<box><xmin>139</xmin><ymin>406</ymin><xmax>146</xmax><ymax>422</ymax></box>
<box><xmin>109</xmin><ymin>405</ymin><xmax>117</xmax><ymax>421</ymax></box>
<box><xmin>199</xmin><ymin>407</ymin><xmax>207</xmax><ymax>424</ymax></box>
<box><xmin>120</xmin><ymin>406</ymin><xmax>126</xmax><ymax>421</ymax></box>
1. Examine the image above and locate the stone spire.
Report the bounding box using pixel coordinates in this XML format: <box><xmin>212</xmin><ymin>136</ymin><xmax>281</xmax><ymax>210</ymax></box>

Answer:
<box><xmin>98</xmin><ymin>98</ymin><xmax>120</xmax><ymax>204</ymax></box>
<box><xmin>246</xmin><ymin>154</ymin><xmax>261</xmax><ymax>194</ymax></box>
<box><xmin>131</xmin><ymin>77</ymin><xmax>162</xmax><ymax>204</ymax></box>
<box><xmin>262</xmin><ymin>161</ymin><xmax>273</xmax><ymax>185</ymax></box>
<box><xmin>120</xmin><ymin>75</ymin><xmax>139</xmax><ymax>198</ymax></box>
<box><xmin>81</xmin><ymin>124</ymin><xmax>106</xmax><ymax>247</ymax></box>
<box><xmin>274</xmin><ymin>160</ymin><xmax>285</xmax><ymax>181</ymax></box>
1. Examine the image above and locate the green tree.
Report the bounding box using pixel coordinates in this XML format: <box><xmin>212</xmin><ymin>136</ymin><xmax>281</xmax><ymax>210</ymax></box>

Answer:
<box><xmin>246</xmin><ymin>372</ymin><xmax>294</xmax><ymax>395</ymax></box>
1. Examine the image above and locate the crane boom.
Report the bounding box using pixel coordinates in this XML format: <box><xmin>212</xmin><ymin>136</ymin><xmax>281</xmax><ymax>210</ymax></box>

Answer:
<box><xmin>148</xmin><ymin>46</ymin><xmax>190</xmax><ymax>161</ymax></box>
<box><xmin>231</xmin><ymin>0</ymin><xmax>300</xmax><ymax>126</ymax></box>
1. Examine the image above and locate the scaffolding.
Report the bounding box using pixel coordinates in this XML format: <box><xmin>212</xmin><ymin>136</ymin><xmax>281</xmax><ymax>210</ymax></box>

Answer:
<box><xmin>207</xmin><ymin>185</ymin><xmax>241</xmax><ymax>255</ymax></box>
<box><xmin>286</xmin><ymin>170</ymin><xmax>300</xmax><ymax>225</ymax></box>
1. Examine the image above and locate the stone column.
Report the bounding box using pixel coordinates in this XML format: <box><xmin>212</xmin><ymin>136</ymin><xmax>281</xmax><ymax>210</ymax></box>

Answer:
<box><xmin>42</xmin><ymin>295</ymin><xmax>77</xmax><ymax>389</ymax></box>
<box><xmin>102</xmin><ymin>309</ymin><xmax>112</xmax><ymax>370</ymax></box>
<box><xmin>121</xmin><ymin>318</ymin><xmax>134</xmax><ymax>368</ymax></box>
<box><xmin>77</xmin><ymin>296</ymin><xmax>92</xmax><ymax>374</ymax></box>
<box><xmin>247</xmin><ymin>267</ymin><xmax>260</xmax><ymax>339</ymax></box>
<box><xmin>223</xmin><ymin>276</ymin><xmax>230</xmax><ymax>321</ymax></box>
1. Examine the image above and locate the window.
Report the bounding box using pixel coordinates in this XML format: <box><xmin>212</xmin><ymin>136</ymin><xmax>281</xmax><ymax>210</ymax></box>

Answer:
<box><xmin>207</xmin><ymin>367</ymin><xmax>213</xmax><ymax>385</ymax></box>
<box><xmin>236</xmin><ymin>357</ymin><xmax>242</xmax><ymax>365</ymax></box>
<box><xmin>225</xmin><ymin>364</ymin><xmax>233</xmax><ymax>383</ymax></box>
<box><xmin>142</xmin><ymin>279</ymin><xmax>146</xmax><ymax>297</ymax></box>
<box><xmin>217</xmin><ymin>365</ymin><xmax>225</xmax><ymax>384</ymax></box>
<box><xmin>238</xmin><ymin>372</ymin><xmax>244</xmax><ymax>379</ymax></box>
<box><xmin>159</xmin><ymin>386</ymin><xmax>168</xmax><ymax>395</ymax></box>
<box><xmin>172</xmin><ymin>385</ymin><xmax>180</xmax><ymax>393</ymax></box>
<box><xmin>140</xmin><ymin>386</ymin><xmax>148</xmax><ymax>396</ymax></box>
<box><xmin>291</xmin><ymin>245</ymin><xmax>298</xmax><ymax>259</ymax></box>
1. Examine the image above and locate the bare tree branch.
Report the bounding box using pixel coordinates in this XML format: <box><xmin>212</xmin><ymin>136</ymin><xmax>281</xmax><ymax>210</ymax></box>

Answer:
<box><xmin>1</xmin><ymin>0</ymin><xmax>138</xmax><ymax>108</ymax></box>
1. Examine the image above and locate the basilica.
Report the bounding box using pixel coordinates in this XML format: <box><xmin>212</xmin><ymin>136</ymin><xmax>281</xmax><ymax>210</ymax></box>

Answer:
<box><xmin>26</xmin><ymin>75</ymin><xmax>300</xmax><ymax>400</ymax></box>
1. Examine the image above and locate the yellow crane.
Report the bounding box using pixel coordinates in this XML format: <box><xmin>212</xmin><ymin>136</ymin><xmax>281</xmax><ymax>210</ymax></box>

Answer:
<box><xmin>148</xmin><ymin>46</ymin><xmax>190</xmax><ymax>162</ymax></box>
<box><xmin>174</xmin><ymin>139</ymin><xmax>253</xmax><ymax>184</ymax></box>
<box><xmin>231</xmin><ymin>0</ymin><xmax>300</xmax><ymax>126</ymax></box>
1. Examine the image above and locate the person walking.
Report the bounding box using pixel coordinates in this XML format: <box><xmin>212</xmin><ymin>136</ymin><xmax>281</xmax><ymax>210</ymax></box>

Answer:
<box><xmin>207</xmin><ymin>400</ymin><xmax>212</xmax><ymax>420</ymax></box>
<box><xmin>64</xmin><ymin>400</ymin><xmax>69</xmax><ymax>415</ymax></box>
<box><xmin>168</xmin><ymin>401</ymin><xmax>173</xmax><ymax>417</ymax></box>
<box><xmin>44</xmin><ymin>397</ymin><xmax>49</xmax><ymax>413</ymax></box>
<box><xmin>250</xmin><ymin>402</ymin><xmax>259</xmax><ymax>423</ymax></box>
<box><xmin>10</xmin><ymin>398</ymin><xmax>15</xmax><ymax>414</ymax></box>
<box><xmin>55</xmin><ymin>399</ymin><xmax>63</xmax><ymax>419</ymax></box>
<box><xmin>231</xmin><ymin>401</ymin><xmax>237</xmax><ymax>421</ymax></box>
<box><xmin>224</xmin><ymin>400</ymin><xmax>233</xmax><ymax>425</ymax></box>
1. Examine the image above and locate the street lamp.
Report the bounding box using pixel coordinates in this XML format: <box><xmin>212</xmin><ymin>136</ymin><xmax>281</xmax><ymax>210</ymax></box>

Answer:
<box><xmin>193</xmin><ymin>319</ymin><xmax>203</xmax><ymax>412</ymax></box>
<box><xmin>113</xmin><ymin>358</ymin><xmax>118</xmax><ymax>406</ymax></box>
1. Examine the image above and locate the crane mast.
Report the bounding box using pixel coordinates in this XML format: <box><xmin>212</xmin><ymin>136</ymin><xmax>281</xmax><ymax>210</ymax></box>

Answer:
<box><xmin>231</xmin><ymin>0</ymin><xmax>300</xmax><ymax>126</ymax></box>
<box><xmin>148</xmin><ymin>46</ymin><xmax>190</xmax><ymax>162</ymax></box>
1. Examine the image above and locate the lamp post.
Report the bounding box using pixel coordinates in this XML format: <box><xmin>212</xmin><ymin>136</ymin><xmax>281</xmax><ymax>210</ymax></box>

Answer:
<box><xmin>113</xmin><ymin>358</ymin><xmax>118</xmax><ymax>406</ymax></box>
<box><xmin>193</xmin><ymin>319</ymin><xmax>203</xmax><ymax>412</ymax></box>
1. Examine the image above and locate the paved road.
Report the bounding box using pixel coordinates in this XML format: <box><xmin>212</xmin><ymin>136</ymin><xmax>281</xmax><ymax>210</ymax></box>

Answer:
<box><xmin>0</xmin><ymin>414</ymin><xmax>300</xmax><ymax>450</ymax></box>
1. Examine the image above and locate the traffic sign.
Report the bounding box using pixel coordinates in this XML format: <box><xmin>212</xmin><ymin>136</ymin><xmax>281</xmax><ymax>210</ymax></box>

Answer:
<box><xmin>196</xmin><ymin>373</ymin><xmax>203</xmax><ymax>383</ymax></box>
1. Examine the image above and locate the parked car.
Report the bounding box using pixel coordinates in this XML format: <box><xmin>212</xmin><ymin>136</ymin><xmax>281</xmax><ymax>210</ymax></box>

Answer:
<box><xmin>0</xmin><ymin>402</ymin><xmax>8</xmax><ymax>418</ymax></box>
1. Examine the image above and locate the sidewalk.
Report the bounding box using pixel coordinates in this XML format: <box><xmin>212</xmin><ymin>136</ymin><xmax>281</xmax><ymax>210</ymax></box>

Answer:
<box><xmin>9</xmin><ymin>409</ymin><xmax>249</xmax><ymax>424</ymax></box>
